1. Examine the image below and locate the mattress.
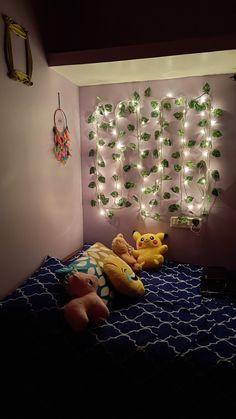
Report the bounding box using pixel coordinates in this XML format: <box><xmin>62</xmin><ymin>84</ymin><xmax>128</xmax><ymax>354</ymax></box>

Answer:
<box><xmin>1</xmin><ymin>244</ymin><xmax>236</xmax><ymax>418</ymax></box>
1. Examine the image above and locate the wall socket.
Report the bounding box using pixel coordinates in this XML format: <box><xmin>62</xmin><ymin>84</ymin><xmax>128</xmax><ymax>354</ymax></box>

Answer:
<box><xmin>170</xmin><ymin>216</ymin><xmax>202</xmax><ymax>229</ymax></box>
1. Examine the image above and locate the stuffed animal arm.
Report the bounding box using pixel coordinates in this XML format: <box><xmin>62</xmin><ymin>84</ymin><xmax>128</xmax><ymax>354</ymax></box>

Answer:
<box><xmin>111</xmin><ymin>233</ymin><xmax>144</xmax><ymax>272</ymax></box>
<box><xmin>63</xmin><ymin>271</ymin><xmax>109</xmax><ymax>332</ymax></box>
<box><xmin>132</xmin><ymin>231</ymin><xmax>168</xmax><ymax>270</ymax></box>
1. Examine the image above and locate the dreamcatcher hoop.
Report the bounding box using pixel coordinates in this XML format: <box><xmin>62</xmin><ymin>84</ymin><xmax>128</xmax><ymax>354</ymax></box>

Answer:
<box><xmin>53</xmin><ymin>93</ymin><xmax>71</xmax><ymax>164</ymax></box>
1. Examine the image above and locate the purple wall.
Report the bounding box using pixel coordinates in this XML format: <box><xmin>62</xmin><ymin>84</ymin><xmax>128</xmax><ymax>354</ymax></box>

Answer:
<box><xmin>80</xmin><ymin>75</ymin><xmax>236</xmax><ymax>269</ymax></box>
<box><xmin>0</xmin><ymin>0</ymin><xmax>83</xmax><ymax>298</ymax></box>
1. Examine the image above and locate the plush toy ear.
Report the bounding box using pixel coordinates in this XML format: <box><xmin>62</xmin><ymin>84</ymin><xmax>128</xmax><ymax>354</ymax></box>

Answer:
<box><xmin>133</xmin><ymin>231</ymin><xmax>141</xmax><ymax>242</ymax></box>
<box><xmin>157</xmin><ymin>232</ymin><xmax>165</xmax><ymax>241</ymax></box>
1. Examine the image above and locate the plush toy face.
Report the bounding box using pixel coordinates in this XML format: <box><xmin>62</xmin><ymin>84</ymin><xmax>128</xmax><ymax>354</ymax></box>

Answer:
<box><xmin>67</xmin><ymin>271</ymin><xmax>98</xmax><ymax>297</ymax></box>
<box><xmin>103</xmin><ymin>255</ymin><xmax>145</xmax><ymax>297</ymax></box>
<box><xmin>134</xmin><ymin>232</ymin><xmax>163</xmax><ymax>249</ymax></box>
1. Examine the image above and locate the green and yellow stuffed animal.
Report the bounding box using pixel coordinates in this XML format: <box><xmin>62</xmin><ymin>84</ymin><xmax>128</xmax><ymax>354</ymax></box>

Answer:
<box><xmin>132</xmin><ymin>231</ymin><xmax>168</xmax><ymax>270</ymax></box>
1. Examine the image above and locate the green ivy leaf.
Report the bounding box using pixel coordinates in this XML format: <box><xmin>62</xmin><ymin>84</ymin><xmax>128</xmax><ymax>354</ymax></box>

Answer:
<box><xmin>169</xmin><ymin>204</ymin><xmax>180</xmax><ymax>212</ymax></box>
<box><xmin>128</xmin><ymin>104</ymin><xmax>136</xmax><ymax>114</ymax></box>
<box><xmin>118</xmin><ymin>103</ymin><xmax>126</xmax><ymax>118</ymax></box>
<box><xmin>97</xmin><ymin>159</ymin><xmax>105</xmax><ymax>167</ymax></box>
<box><xmin>89</xmin><ymin>166</ymin><xmax>96</xmax><ymax>174</ymax></box>
<box><xmin>123</xmin><ymin>164</ymin><xmax>137</xmax><ymax>172</ymax></box>
<box><xmin>188</xmin><ymin>99</ymin><xmax>198</xmax><ymax>109</ymax></box>
<box><xmin>98</xmin><ymin>139</ymin><xmax>105</xmax><ymax>146</ymax></box>
<box><xmin>98</xmin><ymin>194</ymin><xmax>109</xmax><ymax>205</ymax></box>
<box><xmin>163</xmin><ymin>138</ymin><xmax>172</xmax><ymax>146</ymax></box>
<box><xmin>127</xmin><ymin>142</ymin><xmax>137</xmax><ymax>150</ymax></box>
<box><xmin>87</xmin><ymin>114</ymin><xmax>95</xmax><ymax>123</ymax></box>
<box><xmin>211</xmin><ymin>170</ymin><xmax>220</xmax><ymax>181</ymax></box>
<box><xmin>200</xmin><ymin>140</ymin><xmax>209</xmax><ymax>148</ymax></box>
<box><xmin>172</xmin><ymin>151</ymin><xmax>180</xmax><ymax>159</ymax></box>
<box><xmin>118</xmin><ymin>130</ymin><xmax>126</xmax><ymax>137</ymax></box>
<box><xmin>88</xmin><ymin>181</ymin><xmax>96</xmax><ymax>188</ymax></box>
<box><xmin>107</xmin><ymin>141</ymin><xmax>116</xmax><ymax>148</ymax></box>
<box><xmin>186</xmin><ymin>160</ymin><xmax>194</xmax><ymax>168</ymax></box>
<box><xmin>127</xmin><ymin>124</ymin><xmax>135</xmax><ymax>132</ymax></box>
<box><xmin>212</xmin><ymin>108</ymin><xmax>223</xmax><ymax>118</ymax></box>
<box><xmin>133</xmin><ymin>91</ymin><xmax>140</xmax><ymax>102</ymax></box>
<box><xmin>152</xmin><ymin>213</ymin><xmax>161</xmax><ymax>221</ymax></box>
<box><xmin>125</xmin><ymin>200</ymin><xmax>132</xmax><ymax>208</ymax></box>
<box><xmin>151</xmin><ymin>111</ymin><xmax>159</xmax><ymax>118</ymax></box>
<box><xmin>124</xmin><ymin>182</ymin><xmax>136</xmax><ymax>189</ymax></box>
<box><xmin>163</xmin><ymin>102</ymin><xmax>172</xmax><ymax>110</ymax></box>
<box><xmin>105</xmin><ymin>104</ymin><xmax>112</xmax><ymax>112</ymax></box>
<box><xmin>185</xmin><ymin>196</ymin><xmax>194</xmax><ymax>203</ymax></box>
<box><xmin>202</xmin><ymin>82</ymin><xmax>210</xmax><ymax>94</ymax></box>
<box><xmin>212</xmin><ymin>149</ymin><xmax>221</xmax><ymax>157</ymax></box>
<box><xmin>89</xmin><ymin>149</ymin><xmax>96</xmax><ymax>157</ymax></box>
<box><xmin>98</xmin><ymin>105</ymin><xmax>105</xmax><ymax>115</ymax></box>
<box><xmin>98</xmin><ymin>175</ymin><xmax>105</xmax><ymax>183</ymax></box>
<box><xmin>112</xmin><ymin>174</ymin><xmax>119</xmax><ymax>181</ymax></box>
<box><xmin>212</xmin><ymin>130</ymin><xmax>223</xmax><ymax>138</ymax></box>
<box><xmin>162</xmin><ymin>121</ymin><xmax>169</xmax><ymax>129</ymax></box>
<box><xmin>140</xmin><ymin>116</ymin><xmax>149</xmax><ymax>124</ymax></box>
<box><xmin>163</xmin><ymin>192</ymin><xmax>171</xmax><ymax>199</ymax></box>
<box><xmin>141</xmin><ymin>132</ymin><xmax>151</xmax><ymax>141</ymax></box>
<box><xmin>171</xmin><ymin>186</ymin><xmax>180</xmax><ymax>193</ymax></box>
<box><xmin>197</xmin><ymin>176</ymin><xmax>206</xmax><ymax>185</ymax></box>
<box><xmin>162</xmin><ymin>175</ymin><xmax>172</xmax><ymax>180</ymax></box>
<box><xmin>90</xmin><ymin>200</ymin><xmax>97</xmax><ymax>207</ymax></box>
<box><xmin>141</xmin><ymin>169</ymin><xmax>151</xmax><ymax>178</ymax></box>
<box><xmin>89</xmin><ymin>131</ymin><xmax>96</xmax><ymax>140</ymax></box>
<box><xmin>111</xmin><ymin>191</ymin><xmax>119</xmax><ymax>197</ymax></box>
<box><xmin>152</xmin><ymin>184</ymin><xmax>159</xmax><ymax>193</ymax></box>
<box><xmin>177</xmin><ymin>128</ymin><xmax>184</xmax><ymax>136</ymax></box>
<box><xmin>196</xmin><ymin>160</ymin><xmax>207</xmax><ymax>169</ymax></box>
<box><xmin>143</xmin><ymin>187</ymin><xmax>153</xmax><ymax>194</ymax></box>
<box><xmin>187</xmin><ymin>140</ymin><xmax>196</xmax><ymax>147</ymax></box>
<box><xmin>198</xmin><ymin>119</ymin><xmax>208</xmax><ymax>127</ymax></box>
<box><xmin>174</xmin><ymin>164</ymin><xmax>182</xmax><ymax>172</ymax></box>
<box><xmin>184</xmin><ymin>176</ymin><xmax>193</xmax><ymax>183</ymax></box>
<box><xmin>173</xmin><ymin>112</ymin><xmax>184</xmax><ymax>120</ymax></box>
<box><xmin>151</xmin><ymin>100</ymin><xmax>158</xmax><ymax>109</ymax></box>
<box><xmin>144</xmin><ymin>87</ymin><xmax>151</xmax><ymax>97</ymax></box>
<box><xmin>149</xmin><ymin>199</ymin><xmax>158</xmax><ymax>206</ymax></box>
<box><xmin>175</xmin><ymin>97</ymin><xmax>184</xmax><ymax>106</ymax></box>
<box><xmin>161</xmin><ymin>159</ymin><xmax>169</xmax><ymax>168</ymax></box>
<box><xmin>100</xmin><ymin>122</ymin><xmax>109</xmax><ymax>130</ymax></box>
<box><xmin>154</xmin><ymin>130</ymin><xmax>161</xmax><ymax>140</ymax></box>
<box><xmin>112</xmin><ymin>153</ymin><xmax>121</xmax><ymax>161</ymax></box>
<box><xmin>106</xmin><ymin>209</ymin><xmax>114</xmax><ymax>219</ymax></box>
<box><xmin>212</xmin><ymin>188</ymin><xmax>220</xmax><ymax>196</ymax></box>
<box><xmin>141</xmin><ymin>150</ymin><xmax>149</xmax><ymax>159</ymax></box>
<box><xmin>153</xmin><ymin>149</ymin><xmax>159</xmax><ymax>158</ymax></box>
<box><xmin>150</xmin><ymin>165</ymin><xmax>158</xmax><ymax>173</ymax></box>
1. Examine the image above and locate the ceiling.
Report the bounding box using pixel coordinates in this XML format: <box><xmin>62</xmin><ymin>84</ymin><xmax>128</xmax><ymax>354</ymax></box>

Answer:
<box><xmin>51</xmin><ymin>49</ymin><xmax>236</xmax><ymax>87</ymax></box>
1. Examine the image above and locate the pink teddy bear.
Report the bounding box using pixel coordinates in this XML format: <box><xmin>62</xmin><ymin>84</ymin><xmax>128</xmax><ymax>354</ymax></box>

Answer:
<box><xmin>63</xmin><ymin>271</ymin><xmax>109</xmax><ymax>332</ymax></box>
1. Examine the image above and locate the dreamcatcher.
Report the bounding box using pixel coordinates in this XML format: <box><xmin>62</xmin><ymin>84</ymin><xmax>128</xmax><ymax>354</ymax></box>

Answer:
<box><xmin>53</xmin><ymin>93</ymin><xmax>71</xmax><ymax>164</ymax></box>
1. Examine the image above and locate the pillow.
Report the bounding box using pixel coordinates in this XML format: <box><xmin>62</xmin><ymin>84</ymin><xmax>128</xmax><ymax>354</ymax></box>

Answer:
<box><xmin>56</xmin><ymin>254</ymin><xmax>114</xmax><ymax>307</ymax></box>
<box><xmin>82</xmin><ymin>242</ymin><xmax>116</xmax><ymax>269</ymax></box>
<box><xmin>103</xmin><ymin>255</ymin><xmax>145</xmax><ymax>298</ymax></box>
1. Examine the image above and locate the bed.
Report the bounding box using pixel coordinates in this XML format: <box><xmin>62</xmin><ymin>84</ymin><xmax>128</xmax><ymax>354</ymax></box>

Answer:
<box><xmin>1</xmin><ymin>243</ymin><xmax>236</xmax><ymax>419</ymax></box>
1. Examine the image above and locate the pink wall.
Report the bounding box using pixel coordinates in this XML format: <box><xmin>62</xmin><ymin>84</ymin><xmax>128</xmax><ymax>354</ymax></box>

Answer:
<box><xmin>0</xmin><ymin>0</ymin><xmax>83</xmax><ymax>298</ymax></box>
<box><xmin>80</xmin><ymin>75</ymin><xmax>236</xmax><ymax>269</ymax></box>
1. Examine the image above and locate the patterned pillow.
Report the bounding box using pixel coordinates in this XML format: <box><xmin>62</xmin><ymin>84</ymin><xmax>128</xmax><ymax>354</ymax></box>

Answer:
<box><xmin>56</xmin><ymin>254</ymin><xmax>114</xmax><ymax>307</ymax></box>
<box><xmin>83</xmin><ymin>242</ymin><xmax>116</xmax><ymax>269</ymax></box>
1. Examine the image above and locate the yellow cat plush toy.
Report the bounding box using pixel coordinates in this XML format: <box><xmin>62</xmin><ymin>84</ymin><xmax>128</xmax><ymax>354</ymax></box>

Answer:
<box><xmin>132</xmin><ymin>231</ymin><xmax>168</xmax><ymax>270</ymax></box>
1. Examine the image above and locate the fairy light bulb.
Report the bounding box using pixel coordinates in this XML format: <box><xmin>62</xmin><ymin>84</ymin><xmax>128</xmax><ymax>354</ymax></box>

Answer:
<box><xmin>184</xmin><ymin>166</ymin><xmax>190</xmax><ymax>173</ymax></box>
<box><xmin>181</xmin><ymin>138</ymin><xmax>185</xmax><ymax>143</ymax></box>
<box><xmin>184</xmin><ymin>150</ymin><xmax>189</xmax><ymax>156</ymax></box>
<box><xmin>211</xmin><ymin>120</ymin><xmax>216</xmax><ymax>126</ymax></box>
<box><xmin>117</xmin><ymin>142</ymin><xmax>122</xmax><ymax>149</ymax></box>
<box><xmin>117</xmin><ymin>183</ymin><xmax>121</xmax><ymax>190</ymax></box>
<box><xmin>141</xmin><ymin>187</ymin><xmax>145</xmax><ymax>192</ymax></box>
<box><xmin>159</xmin><ymin>137</ymin><xmax>163</xmax><ymax>143</ymax></box>
<box><xmin>188</xmin><ymin>204</ymin><xmax>193</xmax><ymax>210</ymax></box>
<box><xmin>141</xmin><ymin>204</ymin><xmax>146</xmax><ymax>209</ymax></box>
<box><xmin>201</xmin><ymin>129</ymin><xmax>205</xmax><ymax>134</ymax></box>
<box><xmin>167</xmin><ymin>93</ymin><xmax>173</xmax><ymax>97</ymax></box>
<box><xmin>100</xmin><ymin>209</ymin><xmax>105</xmax><ymax>216</ymax></box>
<box><xmin>104</xmin><ymin>110</ymin><xmax>108</xmax><ymax>116</ymax></box>
<box><xmin>200</xmin><ymin>96</ymin><xmax>205</xmax><ymax>104</ymax></box>
<box><xmin>203</xmin><ymin>150</ymin><xmax>208</xmax><ymax>157</ymax></box>
<box><xmin>200</xmin><ymin>111</ymin><xmax>205</xmax><ymax>116</ymax></box>
<box><xmin>137</xmin><ymin>164</ymin><xmax>143</xmax><ymax>170</ymax></box>
<box><xmin>184</xmin><ymin>122</ymin><xmax>189</xmax><ymax>128</ymax></box>
<box><xmin>112</xmin><ymin>129</ymin><xmax>117</xmax><ymax>135</ymax></box>
<box><xmin>158</xmin><ymin>165</ymin><xmax>163</xmax><ymax>171</ymax></box>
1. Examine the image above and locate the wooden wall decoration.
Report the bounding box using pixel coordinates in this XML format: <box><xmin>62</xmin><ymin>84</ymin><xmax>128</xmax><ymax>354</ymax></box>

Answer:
<box><xmin>2</xmin><ymin>14</ymin><xmax>33</xmax><ymax>86</ymax></box>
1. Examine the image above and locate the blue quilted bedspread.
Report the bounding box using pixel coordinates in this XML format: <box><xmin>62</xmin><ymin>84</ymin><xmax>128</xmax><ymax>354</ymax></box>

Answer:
<box><xmin>1</xmin><ymin>248</ymin><xmax>236</xmax><ymax>418</ymax></box>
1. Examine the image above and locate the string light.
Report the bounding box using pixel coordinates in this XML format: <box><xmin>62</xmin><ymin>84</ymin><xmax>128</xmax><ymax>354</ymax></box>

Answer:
<box><xmin>88</xmin><ymin>83</ymin><xmax>222</xmax><ymax>223</ymax></box>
